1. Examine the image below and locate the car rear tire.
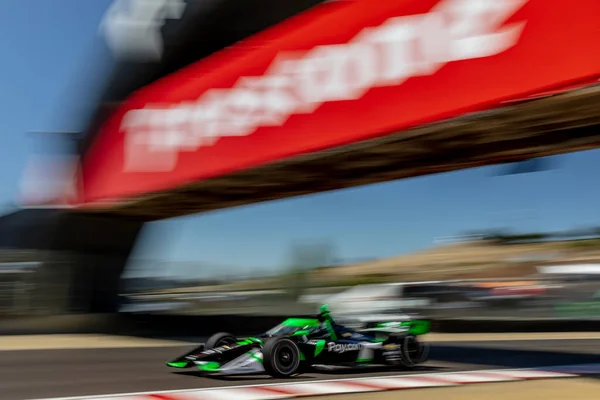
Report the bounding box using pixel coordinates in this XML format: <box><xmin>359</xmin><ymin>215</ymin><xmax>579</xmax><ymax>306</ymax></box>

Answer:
<box><xmin>263</xmin><ymin>338</ymin><xmax>301</xmax><ymax>377</ymax></box>
<box><xmin>205</xmin><ymin>332</ymin><xmax>237</xmax><ymax>349</ymax></box>
<box><xmin>400</xmin><ymin>335</ymin><xmax>429</xmax><ymax>367</ymax></box>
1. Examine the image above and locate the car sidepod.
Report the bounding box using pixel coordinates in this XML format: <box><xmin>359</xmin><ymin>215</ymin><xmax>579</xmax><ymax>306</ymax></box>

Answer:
<box><xmin>296</xmin><ymin>338</ymin><xmax>382</xmax><ymax>365</ymax></box>
<box><xmin>297</xmin><ymin>333</ymin><xmax>428</xmax><ymax>369</ymax></box>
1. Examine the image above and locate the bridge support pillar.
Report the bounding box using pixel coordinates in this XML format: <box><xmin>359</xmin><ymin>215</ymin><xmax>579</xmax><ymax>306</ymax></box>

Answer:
<box><xmin>0</xmin><ymin>209</ymin><xmax>145</xmax><ymax>314</ymax></box>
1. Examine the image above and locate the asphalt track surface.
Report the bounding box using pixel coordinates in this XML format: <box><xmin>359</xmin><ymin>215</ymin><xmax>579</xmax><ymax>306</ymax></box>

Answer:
<box><xmin>3</xmin><ymin>339</ymin><xmax>600</xmax><ymax>400</ymax></box>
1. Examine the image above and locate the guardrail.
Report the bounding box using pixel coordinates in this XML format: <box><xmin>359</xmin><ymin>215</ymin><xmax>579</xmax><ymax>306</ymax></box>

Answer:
<box><xmin>4</xmin><ymin>313</ymin><xmax>600</xmax><ymax>337</ymax></box>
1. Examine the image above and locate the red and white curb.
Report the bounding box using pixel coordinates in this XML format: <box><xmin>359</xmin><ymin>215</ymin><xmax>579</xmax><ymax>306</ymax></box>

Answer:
<box><xmin>35</xmin><ymin>365</ymin><xmax>591</xmax><ymax>400</ymax></box>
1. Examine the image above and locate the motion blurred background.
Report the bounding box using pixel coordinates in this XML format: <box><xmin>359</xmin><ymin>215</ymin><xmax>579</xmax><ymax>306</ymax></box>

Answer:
<box><xmin>0</xmin><ymin>0</ymin><xmax>600</xmax><ymax>338</ymax></box>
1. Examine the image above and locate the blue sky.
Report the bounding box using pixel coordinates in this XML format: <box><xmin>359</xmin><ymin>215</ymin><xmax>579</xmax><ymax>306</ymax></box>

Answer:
<box><xmin>132</xmin><ymin>152</ymin><xmax>600</xmax><ymax>278</ymax></box>
<box><xmin>0</xmin><ymin>0</ymin><xmax>113</xmax><ymax>204</ymax></box>
<box><xmin>1</xmin><ymin>1</ymin><xmax>600</xmax><ymax>279</ymax></box>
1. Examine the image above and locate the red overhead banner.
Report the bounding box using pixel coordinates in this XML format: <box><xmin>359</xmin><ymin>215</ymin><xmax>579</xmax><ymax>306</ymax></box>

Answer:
<box><xmin>81</xmin><ymin>0</ymin><xmax>600</xmax><ymax>205</ymax></box>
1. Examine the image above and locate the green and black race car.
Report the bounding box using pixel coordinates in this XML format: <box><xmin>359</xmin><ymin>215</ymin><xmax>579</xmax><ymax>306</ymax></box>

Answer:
<box><xmin>166</xmin><ymin>305</ymin><xmax>431</xmax><ymax>377</ymax></box>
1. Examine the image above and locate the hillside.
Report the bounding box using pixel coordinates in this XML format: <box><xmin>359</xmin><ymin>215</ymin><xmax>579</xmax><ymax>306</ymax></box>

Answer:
<box><xmin>151</xmin><ymin>239</ymin><xmax>600</xmax><ymax>293</ymax></box>
<box><xmin>311</xmin><ymin>239</ymin><xmax>600</xmax><ymax>285</ymax></box>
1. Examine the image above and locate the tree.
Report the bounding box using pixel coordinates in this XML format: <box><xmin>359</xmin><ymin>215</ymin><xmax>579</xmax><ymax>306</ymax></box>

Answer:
<box><xmin>283</xmin><ymin>239</ymin><xmax>336</xmax><ymax>301</ymax></box>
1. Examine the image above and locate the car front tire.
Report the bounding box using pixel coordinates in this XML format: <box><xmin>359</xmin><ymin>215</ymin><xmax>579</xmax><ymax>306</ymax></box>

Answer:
<box><xmin>205</xmin><ymin>332</ymin><xmax>237</xmax><ymax>349</ymax></box>
<box><xmin>263</xmin><ymin>338</ymin><xmax>301</xmax><ymax>378</ymax></box>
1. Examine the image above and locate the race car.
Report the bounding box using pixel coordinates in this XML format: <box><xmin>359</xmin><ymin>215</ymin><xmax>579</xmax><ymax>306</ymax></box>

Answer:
<box><xmin>166</xmin><ymin>305</ymin><xmax>431</xmax><ymax>377</ymax></box>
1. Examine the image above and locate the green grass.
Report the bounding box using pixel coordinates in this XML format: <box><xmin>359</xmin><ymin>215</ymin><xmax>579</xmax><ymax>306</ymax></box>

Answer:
<box><xmin>560</xmin><ymin>239</ymin><xmax>600</xmax><ymax>249</ymax></box>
